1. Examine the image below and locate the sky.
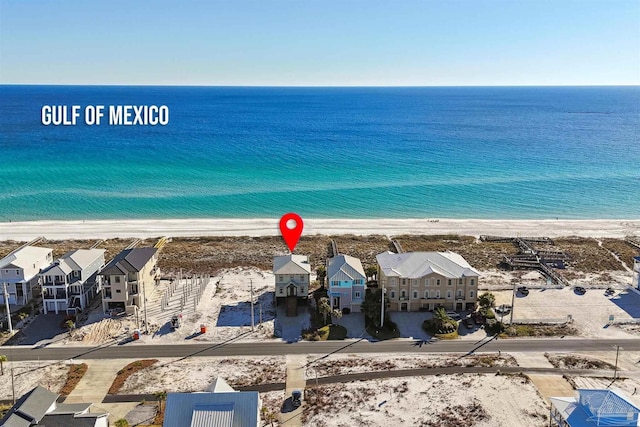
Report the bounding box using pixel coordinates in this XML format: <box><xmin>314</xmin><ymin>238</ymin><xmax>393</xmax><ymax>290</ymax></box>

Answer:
<box><xmin>0</xmin><ymin>0</ymin><xmax>638</xmax><ymax>86</ymax></box>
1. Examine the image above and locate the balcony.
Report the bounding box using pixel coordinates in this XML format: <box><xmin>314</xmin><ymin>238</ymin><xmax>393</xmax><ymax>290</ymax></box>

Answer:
<box><xmin>43</xmin><ymin>292</ymin><xmax>66</xmax><ymax>300</ymax></box>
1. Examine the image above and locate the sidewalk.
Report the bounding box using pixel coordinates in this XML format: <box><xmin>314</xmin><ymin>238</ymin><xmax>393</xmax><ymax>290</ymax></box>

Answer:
<box><xmin>279</xmin><ymin>354</ymin><xmax>306</xmax><ymax>427</ymax></box>
<box><xmin>65</xmin><ymin>359</ymin><xmax>139</xmax><ymax>422</ymax></box>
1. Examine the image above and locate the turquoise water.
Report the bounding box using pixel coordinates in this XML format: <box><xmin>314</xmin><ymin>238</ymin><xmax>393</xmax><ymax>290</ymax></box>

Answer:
<box><xmin>1</xmin><ymin>86</ymin><xmax>639</xmax><ymax>220</ymax></box>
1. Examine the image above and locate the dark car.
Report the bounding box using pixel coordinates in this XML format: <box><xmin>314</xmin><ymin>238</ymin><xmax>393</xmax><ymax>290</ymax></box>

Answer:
<box><xmin>575</xmin><ymin>286</ymin><xmax>586</xmax><ymax>294</ymax></box>
<box><xmin>463</xmin><ymin>317</ymin><xmax>474</xmax><ymax>329</ymax></box>
<box><xmin>291</xmin><ymin>390</ymin><xmax>302</xmax><ymax>408</ymax></box>
<box><xmin>517</xmin><ymin>286</ymin><xmax>529</xmax><ymax>296</ymax></box>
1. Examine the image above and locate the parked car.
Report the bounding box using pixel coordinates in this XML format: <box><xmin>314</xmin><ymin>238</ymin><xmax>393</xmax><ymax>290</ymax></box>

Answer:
<box><xmin>517</xmin><ymin>286</ymin><xmax>529</xmax><ymax>296</ymax></box>
<box><xmin>575</xmin><ymin>286</ymin><xmax>586</xmax><ymax>294</ymax></box>
<box><xmin>495</xmin><ymin>304</ymin><xmax>512</xmax><ymax>315</ymax></box>
<box><xmin>445</xmin><ymin>310</ymin><xmax>461</xmax><ymax>320</ymax></box>
<box><xmin>463</xmin><ymin>317</ymin><xmax>474</xmax><ymax>329</ymax></box>
<box><xmin>605</xmin><ymin>287</ymin><xmax>615</xmax><ymax>296</ymax></box>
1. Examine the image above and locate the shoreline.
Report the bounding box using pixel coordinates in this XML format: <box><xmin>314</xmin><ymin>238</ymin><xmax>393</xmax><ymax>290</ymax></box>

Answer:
<box><xmin>1</xmin><ymin>218</ymin><xmax>639</xmax><ymax>240</ymax></box>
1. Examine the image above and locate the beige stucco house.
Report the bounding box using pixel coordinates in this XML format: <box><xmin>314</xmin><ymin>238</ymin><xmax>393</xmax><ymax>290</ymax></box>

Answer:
<box><xmin>98</xmin><ymin>247</ymin><xmax>158</xmax><ymax>314</ymax></box>
<box><xmin>376</xmin><ymin>251</ymin><xmax>480</xmax><ymax>312</ymax></box>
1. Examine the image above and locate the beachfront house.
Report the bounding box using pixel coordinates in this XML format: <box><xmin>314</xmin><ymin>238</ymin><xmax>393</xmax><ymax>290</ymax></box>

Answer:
<box><xmin>549</xmin><ymin>388</ymin><xmax>640</xmax><ymax>426</ymax></box>
<box><xmin>39</xmin><ymin>249</ymin><xmax>105</xmax><ymax>314</ymax></box>
<box><xmin>274</xmin><ymin>254</ymin><xmax>311</xmax><ymax>316</ymax></box>
<box><xmin>163</xmin><ymin>377</ymin><xmax>261</xmax><ymax>427</ymax></box>
<box><xmin>633</xmin><ymin>256</ymin><xmax>640</xmax><ymax>290</ymax></box>
<box><xmin>0</xmin><ymin>385</ymin><xmax>109</xmax><ymax>427</ymax></box>
<box><xmin>327</xmin><ymin>254</ymin><xmax>367</xmax><ymax>313</ymax></box>
<box><xmin>376</xmin><ymin>251</ymin><xmax>480</xmax><ymax>312</ymax></box>
<box><xmin>0</xmin><ymin>245</ymin><xmax>53</xmax><ymax>307</ymax></box>
<box><xmin>99</xmin><ymin>247</ymin><xmax>158</xmax><ymax>315</ymax></box>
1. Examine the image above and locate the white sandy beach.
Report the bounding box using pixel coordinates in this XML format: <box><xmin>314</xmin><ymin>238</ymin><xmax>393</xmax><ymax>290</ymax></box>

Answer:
<box><xmin>1</xmin><ymin>218</ymin><xmax>639</xmax><ymax>240</ymax></box>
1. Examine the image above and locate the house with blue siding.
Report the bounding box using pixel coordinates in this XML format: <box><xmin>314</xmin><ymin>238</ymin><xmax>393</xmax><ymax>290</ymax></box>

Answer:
<box><xmin>550</xmin><ymin>388</ymin><xmax>640</xmax><ymax>427</ymax></box>
<box><xmin>327</xmin><ymin>254</ymin><xmax>366</xmax><ymax>313</ymax></box>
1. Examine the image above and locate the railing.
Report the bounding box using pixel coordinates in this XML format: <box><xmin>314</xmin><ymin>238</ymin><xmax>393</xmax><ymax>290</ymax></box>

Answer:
<box><xmin>43</xmin><ymin>293</ymin><xmax>66</xmax><ymax>300</ymax></box>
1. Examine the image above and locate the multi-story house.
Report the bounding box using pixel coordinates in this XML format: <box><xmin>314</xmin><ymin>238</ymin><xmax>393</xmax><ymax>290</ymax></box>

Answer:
<box><xmin>0</xmin><ymin>246</ymin><xmax>53</xmax><ymax>307</ymax></box>
<box><xmin>273</xmin><ymin>254</ymin><xmax>311</xmax><ymax>316</ymax></box>
<box><xmin>550</xmin><ymin>388</ymin><xmax>639</xmax><ymax>427</ymax></box>
<box><xmin>327</xmin><ymin>254</ymin><xmax>366</xmax><ymax>313</ymax></box>
<box><xmin>376</xmin><ymin>251</ymin><xmax>480</xmax><ymax>312</ymax></box>
<box><xmin>39</xmin><ymin>249</ymin><xmax>105</xmax><ymax>314</ymax></box>
<box><xmin>98</xmin><ymin>247</ymin><xmax>158</xmax><ymax>314</ymax></box>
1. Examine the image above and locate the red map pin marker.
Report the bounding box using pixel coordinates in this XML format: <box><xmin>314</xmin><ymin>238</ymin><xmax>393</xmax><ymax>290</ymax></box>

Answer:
<box><xmin>279</xmin><ymin>213</ymin><xmax>304</xmax><ymax>252</ymax></box>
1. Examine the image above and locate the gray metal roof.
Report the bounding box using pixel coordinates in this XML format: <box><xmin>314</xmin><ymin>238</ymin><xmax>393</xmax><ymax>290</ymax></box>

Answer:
<box><xmin>100</xmin><ymin>247</ymin><xmax>157</xmax><ymax>276</ymax></box>
<box><xmin>164</xmin><ymin>392</ymin><xmax>260</xmax><ymax>427</ymax></box>
<box><xmin>191</xmin><ymin>403</ymin><xmax>234</xmax><ymax>427</ymax></box>
<box><xmin>327</xmin><ymin>254</ymin><xmax>366</xmax><ymax>283</ymax></box>
<box><xmin>273</xmin><ymin>254</ymin><xmax>311</xmax><ymax>275</ymax></box>
<box><xmin>376</xmin><ymin>251</ymin><xmax>480</xmax><ymax>279</ymax></box>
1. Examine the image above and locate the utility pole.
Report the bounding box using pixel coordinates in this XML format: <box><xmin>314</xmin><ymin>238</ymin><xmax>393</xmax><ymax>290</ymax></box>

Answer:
<box><xmin>613</xmin><ymin>345</ymin><xmax>622</xmax><ymax>380</ymax></box>
<box><xmin>142</xmin><ymin>280</ymin><xmax>148</xmax><ymax>334</ymax></box>
<box><xmin>11</xmin><ymin>364</ymin><xmax>15</xmax><ymax>404</ymax></box>
<box><xmin>3</xmin><ymin>282</ymin><xmax>13</xmax><ymax>334</ymax></box>
<box><xmin>250</xmin><ymin>279</ymin><xmax>255</xmax><ymax>331</ymax></box>
<box><xmin>380</xmin><ymin>284</ymin><xmax>385</xmax><ymax>328</ymax></box>
<box><xmin>509</xmin><ymin>283</ymin><xmax>516</xmax><ymax>324</ymax></box>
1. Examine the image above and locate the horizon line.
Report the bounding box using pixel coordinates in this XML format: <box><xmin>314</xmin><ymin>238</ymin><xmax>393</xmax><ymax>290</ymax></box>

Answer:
<box><xmin>1</xmin><ymin>83</ymin><xmax>639</xmax><ymax>88</ymax></box>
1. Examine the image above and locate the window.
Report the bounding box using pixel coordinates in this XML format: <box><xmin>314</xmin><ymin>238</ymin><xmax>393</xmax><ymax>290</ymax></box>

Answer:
<box><xmin>289</xmin><ymin>275</ymin><xmax>294</xmax><ymax>281</ymax></box>
<box><xmin>300</xmin><ymin>275</ymin><xmax>305</xmax><ymax>281</ymax></box>
<box><xmin>413</xmin><ymin>291</ymin><xmax>418</xmax><ymax>299</ymax></box>
<box><xmin>436</xmin><ymin>290</ymin><xmax>440</xmax><ymax>298</ymax></box>
<box><xmin>402</xmin><ymin>279</ymin><xmax>406</xmax><ymax>286</ymax></box>
<box><xmin>401</xmin><ymin>290</ymin><xmax>406</xmax><ymax>298</ymax></box>
<box><xmin>447</xmin><ymin>291</ymin><xmax>452</xmax><ymax>299</ymax></box>
<box><xmin>16</xmin><ymin>270</ymin><xmax>20</xmax><ymax>275</ymax></box>
<box><xmin>73</xmin><ymin>271</ymin><xmax>79</xmax><ymax>277</ymax></box>
<box><xmin>390</xmin><ymin>291</ymin><xmax>395</xmax><ymax>299</ymax></box>
<box><xmin>470</xmin><ymin>279</ymin><xmax>475</xmax><ymax>286</ymax></box>
<box><xmin>436</xmin><ymin>279</ymin><xmax>440</xmax><ymax>286</ymax></box>
<box><xmin>279</xmin><ymin>288</ymin><xmax>284</xmax><ymax>294</ymax></box>
<box><xmin>448</xmin><ymin>279</ymin><xmax>452</xmax><ymax>286</ymax></box>
<box><xmin>457</xmin><ymin>290</ymin><xmax>463</xmax><ymax>297</ymax></box>
<box><xmin>390</xmin><ymin>278</ymin><xmax>397</xmax><ymax>286</ymax></box>
<box><xmin>354</xmin><ymin>291</ymin><xmax>361</xmax><ymax>298</ymax></box>
<box><xmin>116</xmin><ymin>289</ymin><xmax>121</xmax><ymax>293</ymax></box>
<box><xmin>115</xmin><ymin>276</ymin><xmax>121</xmax><ymax>283</ymax></box>
<box><xmin>459</xmin><ymin>279</ymin><xmax>463</xmax><ymax>284</ymax></box>
<box><xmin>278</xmin><ymin>275</ymin><xmax>284</xmax><ymax>281</ymax></box>
<box><xmin>424</xmin><ymin>290</ymin><xmax>429</xmax><ymax>298</ymax></box>
<box><xmin>469</xmin><ymin>291</ymin><xmax>474</xmax><ymax>298</ymax></box>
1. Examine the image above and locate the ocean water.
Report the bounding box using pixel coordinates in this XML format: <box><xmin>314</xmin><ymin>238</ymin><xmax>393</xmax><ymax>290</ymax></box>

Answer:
<box><xmin>1</xmin><ymin>86</ymin><xmax>639</xmax><ymax>221</ymax></box>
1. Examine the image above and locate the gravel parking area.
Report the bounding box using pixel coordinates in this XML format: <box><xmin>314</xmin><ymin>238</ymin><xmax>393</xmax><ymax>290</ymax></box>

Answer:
<box><xmin>493</xmin><ymin>286</ymin><xmax>640</xmax><ymax>338</ymax></box>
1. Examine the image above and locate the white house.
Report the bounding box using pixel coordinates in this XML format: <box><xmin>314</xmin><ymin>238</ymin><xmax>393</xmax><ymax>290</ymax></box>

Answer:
<box><xmin>273</xmin><ymin>254</ymin><xmax>311</xmax><ymax>301</ymax></box>
<box><xmin>327</xmin><ymin>254</ymin><xmax>366</xmax><ymax>313</ymax></box>
<box><xmin>376</xmin><ymin>251</ymin><xmax>480</xmax><ymax>312</ymax></box>
<box><xmin>0</xmin><ymin>246</ymin><xmax>53</xmax><ymax>306</ymax></box>
<box><xmin>39</xmin><ymin>249</ymin><xmax>106</xmax><ymax>314</ymax></box>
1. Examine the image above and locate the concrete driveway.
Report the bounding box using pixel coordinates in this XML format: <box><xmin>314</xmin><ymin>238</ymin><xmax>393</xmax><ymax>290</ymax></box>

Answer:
<box><xmin>387</xmin><ymin>312</ymin><xmax>432</xmax><ymax>341</ymax></box>
<box><xmin>274</xmin><ymin>305</ymin><xmax>310</xmax><ymax>342</ymax></box>
<box><xmin>333</xmin><ymin>313</ymin><xmax>374</xmax><ymax>341</ymax></box>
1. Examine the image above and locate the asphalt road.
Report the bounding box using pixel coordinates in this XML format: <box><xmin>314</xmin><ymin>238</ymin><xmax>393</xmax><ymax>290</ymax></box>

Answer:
<box><xmin>4</xmin><ymin>337</ymin><xmax>640</xmax><ymax>362</ymax></box>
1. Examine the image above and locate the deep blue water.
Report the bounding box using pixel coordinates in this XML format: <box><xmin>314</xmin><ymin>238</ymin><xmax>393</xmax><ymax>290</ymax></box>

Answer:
<box><xmin>1</xmin><ymin>85</ymin><xmax>638</xmax><ymax>220</ymax></box>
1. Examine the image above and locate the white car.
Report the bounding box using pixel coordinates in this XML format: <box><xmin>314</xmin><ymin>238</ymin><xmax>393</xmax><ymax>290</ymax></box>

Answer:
<box><xmin>445</xmin><ymin>310</ymin><xmax>461</xmax><ymax>320</ymax></box>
